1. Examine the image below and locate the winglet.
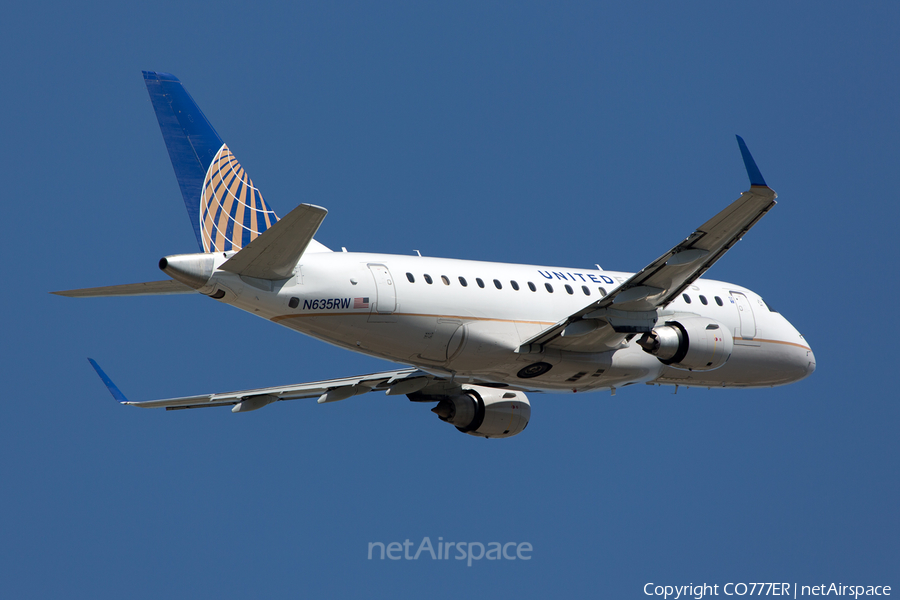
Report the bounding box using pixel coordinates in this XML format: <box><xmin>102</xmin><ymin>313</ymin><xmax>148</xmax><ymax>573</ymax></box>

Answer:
<box><xmin>736</xmin><ymin>135</ymin><xmax>767</xmax><ymax>187</ymax></box>
<box><xmin>88</xmin><ymin>358</ymin><xmax>130</xmax><ymax>403</ymax></box>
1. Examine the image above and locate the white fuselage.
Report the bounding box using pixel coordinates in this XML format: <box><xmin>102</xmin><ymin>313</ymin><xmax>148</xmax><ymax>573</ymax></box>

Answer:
<box><xmin>205</xmin><ymin>251</ymin><xmax>815</xmax><ymax>392</ymax></box>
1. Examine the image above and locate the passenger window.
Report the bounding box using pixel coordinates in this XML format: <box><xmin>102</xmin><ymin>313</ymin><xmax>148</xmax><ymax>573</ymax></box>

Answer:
<box><xmin>545</xmin><ymin>283</ymin><xmax>554</xmax><ymax>293</ymax></box>
<box><xmin>476</xmin><ymin>278</ymin><xmax>485</xmax><ymax>288</ymax></box>
<box><xmin>700</xmin><ymin>295</ymin><xmax>708</xmax><ymax>305</ymax></box>
<box><xmin>715</xmin><ymin>296</ymin><xmax>723</xmax><ymax>306</ymax></box>
<box><xmin>582</xmin><ymin>286</ymin><xmax>590</xmax><ymax>296</ymax></box>
<box><xmin>493</xmin><ymin>279</ymin><xmax>502</xmax><ymax>289</ymax></box>
<box><xmin>511</xmin><ymin>280</ymin><xmax>520</xmax><ymax>291</ymax></box>
<box><xmin>406</xmin><ymin>272</ymin><xmax>415</xmax><ymax>283</ymax></box>
<box><xmin>528</xmin><ymin>282</ymin><xmax>536</xmax><ymax>292</ymax></box>
<box><xmin>565</xmin><ymin>284</ymin><xmax>574</xmax><ymax>295</ymax></box>
<box><xmin>459</xmin><ymin>276</ymin><xmax>468</xmax><ymax>287</ymax></box>
<box><xmin>441</xmin><ymin>275</ymin><xmax>450</xmax><ymax>286</ymax></box>
<box><xmin>598</xmin><ymin>287</ymin><xmax>607</xmax><ymax>296</ymax></box>
<box><xmin>682</xmin><ymin>293</ymin><xmax>691</xmax><ymax>303</ymax></box>
<box><xmin>288</xmin><ymin>297</ymin><xmax>300</xmax><ymax>309</ymax></box>
<box><xmin>424</xmin><ymin>274</ymin><xmax>433</xmax><ymax>284</ymax></box>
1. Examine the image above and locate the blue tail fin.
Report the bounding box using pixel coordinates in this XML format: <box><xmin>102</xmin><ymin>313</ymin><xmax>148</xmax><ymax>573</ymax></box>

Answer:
<box><xmin>143</xmin><ymin>71</ymin><xmax>278</xmax><ymax>252</ymax></box>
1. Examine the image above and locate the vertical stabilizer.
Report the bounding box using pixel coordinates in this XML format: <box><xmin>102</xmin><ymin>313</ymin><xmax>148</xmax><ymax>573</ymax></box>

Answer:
<box><xmin>143</xmin><ymin>71</ymin><xmax>278</xmax><ymax>253</ymax></box>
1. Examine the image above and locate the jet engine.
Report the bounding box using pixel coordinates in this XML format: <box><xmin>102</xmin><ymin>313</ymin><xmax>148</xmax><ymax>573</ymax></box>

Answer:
<box><xmin>636</xmin><ymin>317</ymin><xmax>733</xmax><ymax>371</ymax></box>
<box><xmin>425</xmin><ymin>386</ymin><xmax>531</xmax><ymax>438</ymax></box>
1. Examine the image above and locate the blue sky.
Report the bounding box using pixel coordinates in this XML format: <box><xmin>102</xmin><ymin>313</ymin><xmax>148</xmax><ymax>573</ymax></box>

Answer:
<box><xmin>2</xmin><ymin>2</ymin><xmax>898</xmax><ymax>598</ymax></box>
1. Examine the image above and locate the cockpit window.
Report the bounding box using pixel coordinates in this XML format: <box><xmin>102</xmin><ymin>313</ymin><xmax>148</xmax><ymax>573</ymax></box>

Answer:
<box><xmin>762</xmin><ymin>298</ymin><xmax>778</xmax><ymax>313</ymax></box>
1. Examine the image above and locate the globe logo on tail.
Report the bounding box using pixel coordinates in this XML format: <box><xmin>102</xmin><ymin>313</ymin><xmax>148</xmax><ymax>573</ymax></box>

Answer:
<box><xmin>200</xmin><ymin>144</ymin><xmax>278</xmax><ymax>253</ymax></box>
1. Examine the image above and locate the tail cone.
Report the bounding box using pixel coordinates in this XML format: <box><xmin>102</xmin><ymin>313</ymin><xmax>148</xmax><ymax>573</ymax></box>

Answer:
<box><xmin>159</xmin><ymin>254</ymin><xmax>215</xmax><ymax>290</ymax></box>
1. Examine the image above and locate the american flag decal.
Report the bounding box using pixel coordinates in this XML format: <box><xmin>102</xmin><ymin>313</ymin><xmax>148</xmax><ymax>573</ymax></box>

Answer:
<box><xmin>354</xmin><ymin>297</ymin><xmax>370</xmax><ymax>309</ymax></box>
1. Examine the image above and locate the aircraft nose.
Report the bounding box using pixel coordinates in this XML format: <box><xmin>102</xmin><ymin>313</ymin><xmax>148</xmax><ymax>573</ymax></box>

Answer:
<box><xmin>805</xmin><ymin>347</ymin><xmax>816</xmax><ymax>376</ymax></box>
<box><xmin>790</xmin><ymin>339</ymin><xmax>815</xmax><ymax>382</ymax></box>
<box><xmin>779</xmin><ymin>315</ymin><xmax>815</xmax><ymax>383</ymax></box>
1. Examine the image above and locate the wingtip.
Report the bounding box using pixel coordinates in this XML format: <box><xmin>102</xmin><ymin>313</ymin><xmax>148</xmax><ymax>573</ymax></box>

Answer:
<box><xmin>735</xmin><ymin>135</ymin><xmax>768</xmax><ymax>187</ymax></box>
<box><xmin>87</xmin><ymin>358</ymin><xmax>130</xmax><ymax>403</ymax></box>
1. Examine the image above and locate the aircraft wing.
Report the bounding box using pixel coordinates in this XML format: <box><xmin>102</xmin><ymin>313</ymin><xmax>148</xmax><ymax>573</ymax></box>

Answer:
<box><xmin>88</xmin><ymin>359</ymin><xmax>449</xmax><ymax>411</ymax></box>
<box><xmin>521</xmin><ymin>136</ymin><xmax>777</xmax><ymax>351</ymax></box>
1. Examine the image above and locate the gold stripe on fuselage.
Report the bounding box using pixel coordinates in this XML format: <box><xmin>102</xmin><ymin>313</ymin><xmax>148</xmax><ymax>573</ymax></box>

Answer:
<box><xmin>271</xmin><ymin>311</ymin><xmax>555</xmax><ymax>326</ymax></box>
<box><xmin>270</xmin><ymin>313</ymin><xmax>811</xmax><ymax>352</ymax></box>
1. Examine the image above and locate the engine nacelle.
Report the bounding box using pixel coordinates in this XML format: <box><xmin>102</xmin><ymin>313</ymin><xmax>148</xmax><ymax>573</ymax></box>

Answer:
<box><xmin>429</xmin><ymin>386</ymin><xmax>531</xmax><ymax>438</ymax></box>
<box><xmin>636</xmin><ymin>317</ymin><xmax>733</xmax><ymax>371</ymax></box>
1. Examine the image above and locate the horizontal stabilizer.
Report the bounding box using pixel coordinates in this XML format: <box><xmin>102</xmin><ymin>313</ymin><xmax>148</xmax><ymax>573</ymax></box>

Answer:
<box><xmin>220</xmin><ymin>203</ymin><xmax>328</xmax><ymax>280</ymax></box>
<box><xmin>52</xmin><ymin>280</ymin><xmax>195</xmax><ymax>298</ymax></box>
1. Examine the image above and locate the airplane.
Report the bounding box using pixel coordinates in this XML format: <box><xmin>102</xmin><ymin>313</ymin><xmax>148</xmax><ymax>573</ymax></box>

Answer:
<box><xmin>54</xmin><ymin>71</ymin><xmax>816</xmax><ymax>439</ymax></box>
